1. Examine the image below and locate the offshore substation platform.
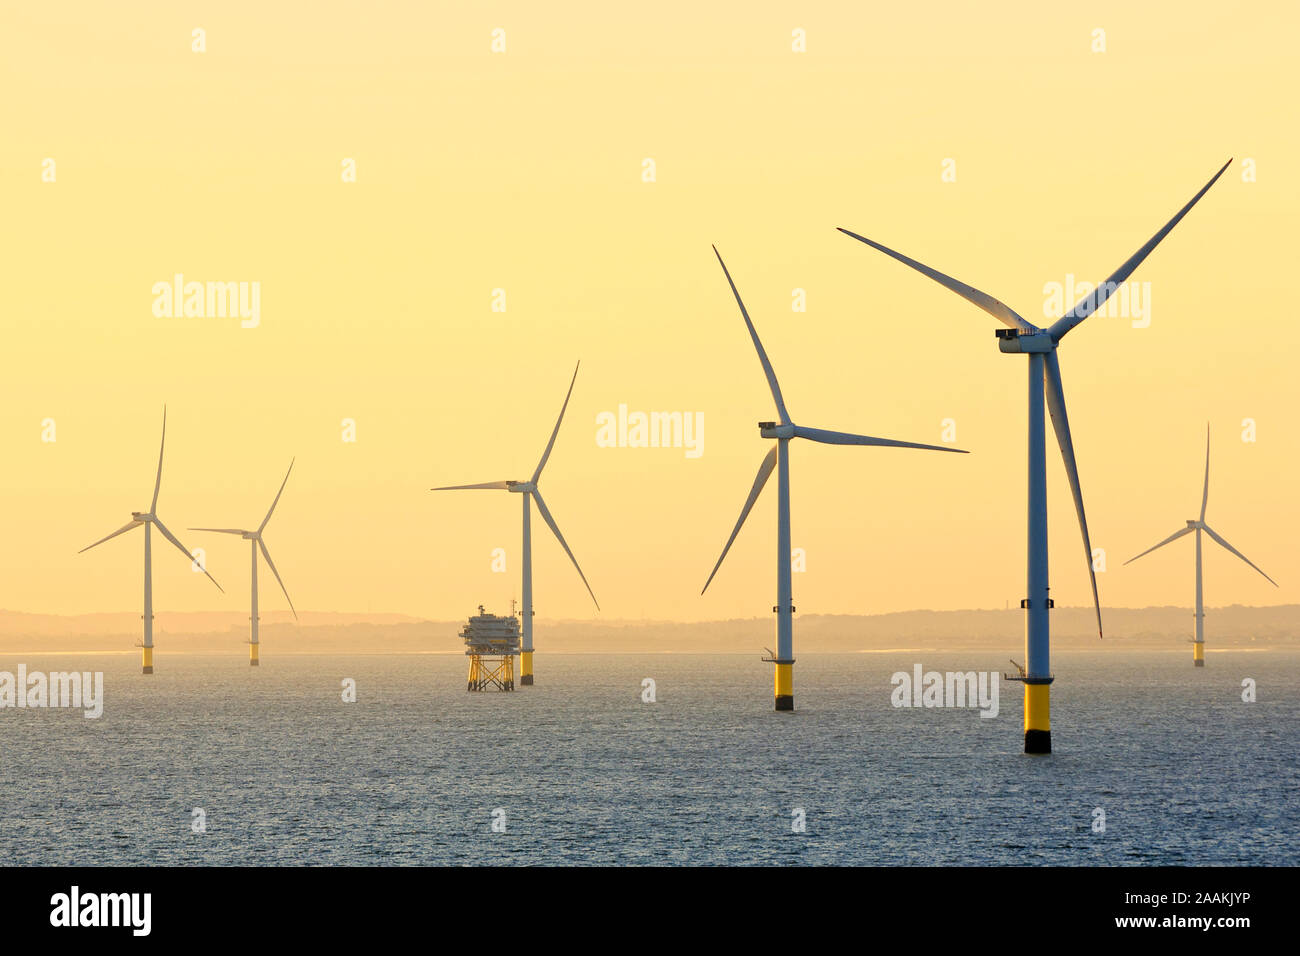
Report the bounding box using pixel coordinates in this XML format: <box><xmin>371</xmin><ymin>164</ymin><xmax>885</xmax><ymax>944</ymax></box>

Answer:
<box><xmin>461</xmin><ymin>604</ymin><xmax>521</xmax><ymax>691</ymax></box>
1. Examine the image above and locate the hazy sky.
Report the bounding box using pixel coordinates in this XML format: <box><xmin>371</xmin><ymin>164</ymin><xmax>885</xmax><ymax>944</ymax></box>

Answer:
<box><xmin>2</xmin><ymin>2</ymin><xmax>1296</xmax><ymax>623</ymax></box>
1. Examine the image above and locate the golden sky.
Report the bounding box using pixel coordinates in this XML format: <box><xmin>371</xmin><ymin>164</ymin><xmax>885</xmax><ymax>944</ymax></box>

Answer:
<box><xmin>1</xmin><ymin>2</ymin><xmax>1296</xmax><ymax>623</ymax></box>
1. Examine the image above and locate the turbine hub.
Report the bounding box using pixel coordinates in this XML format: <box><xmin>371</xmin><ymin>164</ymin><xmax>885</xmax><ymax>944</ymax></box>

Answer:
<box><xmin>759</xmin><ymin>422</ymin><xmax>795</xmax><ymax>439</ymax></box>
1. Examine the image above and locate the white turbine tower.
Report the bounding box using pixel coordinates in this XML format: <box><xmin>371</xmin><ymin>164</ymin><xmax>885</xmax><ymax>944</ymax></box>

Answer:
<box><xmin>79</xmin><ymin>407</ymin><xmax>223</xmax><ymax>673</ymax></box>
<box><xmin>191</xmin><ymin>460</ymin><xmax>298</xmax><ymax>666</ymax></box>
<box><xmin>1125</xmin><ymin>426</ymin><xmax>1276</xmax><ymax>666</ymax></box>
<box><xmin>703</xmin><ymin>246</ymin><xmax>968</xmax><ymax>712</ymax></box>
<box><xmin>839</xmin><ymin>159</ymin><xmax>1231</xmax><ymax>752</ymax></box>
<box><xmin>434</xmin><ymin>362</ymin><xmax>598</xmax><ymax>685</ymax></box>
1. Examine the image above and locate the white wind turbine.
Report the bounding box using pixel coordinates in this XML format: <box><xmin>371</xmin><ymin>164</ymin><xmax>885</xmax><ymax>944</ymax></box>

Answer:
<box><xmin>1125</xmin><ymin>426</ymin><xmax>1276</xmax><ymax>666</ymax></box>
<box><xmin>839</xmin><ymin>159</ymin><xmax>1231</xmax><ymax>751</ymax></box>
<box><xmin>79</xmin><ymin>407</ymin><xmax>223</xmax><ymax>673</ymax></box>
<box><xmin>434</xmin><ymin>362</ymin><xmax>598</xmax><ymax>685</ymax></box>
<box><xmin>703</xmin><ymin>246</ymin><xmax>968</xmax><ymax>711</ymax></box>
<box><xmin>191</xmin><ymin>460</ymin><xmax>298</xmax><ymax>666</ymax></box>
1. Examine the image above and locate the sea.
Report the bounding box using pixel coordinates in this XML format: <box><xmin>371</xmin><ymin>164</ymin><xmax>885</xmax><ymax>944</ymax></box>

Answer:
<box><xmin>1</xmin><ymin>649</ymin><xmax>1296</xmax><ymax>865</ymax></box>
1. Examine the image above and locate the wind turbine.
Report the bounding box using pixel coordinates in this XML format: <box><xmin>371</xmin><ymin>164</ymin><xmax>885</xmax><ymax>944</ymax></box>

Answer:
<box><xmin>1125</xmin><ymin>426</ymin><xmax>1276</xmax><ymax>666</ymax></box>
<box><xmin>191</xmin><ymin>460</ymin><xmax>298</xmax><ymax>666</ymax></box>
<box><xmin>839</xmin><ymin>159</ymin><xmax>1231</xmax><ymax>752</ymax></box>
<box><xmin>703</xmin><ymin>246</ymin><xmax>967</xmax><ymax>712</ymax></box>
<box><xmin>79</xmin><ymin>407</ymin><xmax>223</xmax><ymax>673</ymax></box>
<box><xmin>433</xmin><ymin>362</ymin><xmax>598</xmax><ymax>685</ymax></box>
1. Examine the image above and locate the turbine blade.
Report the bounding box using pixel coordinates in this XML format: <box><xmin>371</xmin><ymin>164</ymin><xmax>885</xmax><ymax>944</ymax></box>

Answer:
<box><xmin>188</xmin><ymin>528</ymin><xmax>247</xmax><ymax>535</ymax></box>
<box><xmin>1123</xmin><ymin>526</ymin><xmax>1193</xmax><ymax>565</ymax></box>
<box><xmin>1200</xmin><ymin>424</ymin><xmax>1210</xmax><ymax>522</ymax></box>
<box><xmin>712</xmin><ymin>246</ymin><xmax>791</xmax><ymax>424</ymax></box>
<box><xmin>260</xmin><ymin>458</ymin><xmax>295</xmax><ymax>532</ymax></box>
<box><xmin>792</xmin><ymin>425</ymin><xmax>968</xmax><ymax>453</ymax></box>
<box><xmin>152</xmin><ymin>516</ymin><xmax>223</xmax><ymax>592</ymax></box>
<box><xmin>529</xmin><ymin>489</ymin><xmax>599</xmax><ymax>610</ymax></box>
<box><xmin>258</xmin><ymin>538</ymin><xmax>298</xmax><ymax>619</ymax></box>
<box><xmin>532</xmin><ymin>362</ymin><xmax>580</xmax><ymax>483</ymax></box>
<box><xmin>702</xmin><ymin>446</ymin><xmax>778</xmax><ymax>594</ymax></box>
<box><xmin>1049</xmin><ymin>159</ymin><xmax>1232</xmax><ymax>340</ymax></box>
<box><xmin>431</xmin><ymin>481</ymin><xmax>513</xmax><ymax>491</ymax></box>
<box><xmin>836</xmin><ymin>228</ymin><xmax>1036</xmax><ymax>332</ymax></box>
<box><xmin>79</xmin><ymin>519</ymin><xmax>143</xmax><ymax>553</ymax></box>
<box><xmin>1043</xmin><ymin>352</ymin><xmax>1102</xmax><ymax>638</ymax></box>
<box><xmin>151</xmin><ymin>406</ymin><xmax>167</xmax><ymax>511</ymax></box>
<box><xmin>1202</xmin><ymin>524</ymin><xmax>1278</xmax><ymax>586</ymax></box>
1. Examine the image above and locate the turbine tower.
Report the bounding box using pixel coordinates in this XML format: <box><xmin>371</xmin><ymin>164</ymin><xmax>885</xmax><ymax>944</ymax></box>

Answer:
<box><xmin>1125</xmin><ymin>426</ymin><xmax>1276</xmax><ymax>666</ymax></box>
<box><xmin>839</xmin><ymin>159</ymin><xmax>1231</xmax><ymax>752</ymax></box>
<box><xmin>704</xmin><ymin>246</ymin><xmax>967</xmax><ymax>712</ymax></box>
<box><xmin>191</xmin><ymin>460</ymin><xmax>298</xmax><ymax>666</ymax></box>
<box><xmin>434</xmin><ymin>362</ymin><xmax>598</xmax><ymax>685</ymax></box>
<box><xmin>79</xmin><ymin>407</ymin><xmax>223</xmax><ymax>673</ymax></box>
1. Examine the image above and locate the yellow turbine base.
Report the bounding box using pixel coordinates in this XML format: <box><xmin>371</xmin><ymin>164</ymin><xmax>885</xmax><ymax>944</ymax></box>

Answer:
<box><xmin>1024</xmin><ymin>683</ymin><xmax>1051</xmax><ymax>753</ymax></box>
<box><xmin>1025</xmin><ymin>683</ymin><xmax>1050</xmax><ymax>733</ymax></box>
<box><xmin>774</xmin><ymin>662</ymin><xmax>793</xmax><ymax>711</ymax></box>
<box><xmin>142</xmin><ymin>646</ymin><xmax>153</xmax><ymax>674</ymax></box>
<box><xmin>1193</xmin><ymin>642</ymin><xmax>1204</xmax><ymax>665</ymax></box>
<box><xmin>250</xmin><ymin>643</ymin><xmax>259</xmax><ymax>666</ymax></box>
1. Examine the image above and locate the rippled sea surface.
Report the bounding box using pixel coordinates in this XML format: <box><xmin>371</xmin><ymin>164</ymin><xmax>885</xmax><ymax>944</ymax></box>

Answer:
<box><xmin>1</xmin><ymin>649</ymin><xmax>1296</xmax><ymax>865</ymax></box>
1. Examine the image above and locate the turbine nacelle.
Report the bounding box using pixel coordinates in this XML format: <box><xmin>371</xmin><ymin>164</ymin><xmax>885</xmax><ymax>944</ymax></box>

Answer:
<box><xmin>995</xmin><ymin>328</ymin><xmax>1054</xmax><ymax>353</ymax></box>
<box><xmin>1186</xmin><ymin>519</ymin><xmax>1200</xmax><ymax>529</ymax></box>
<box><xmin>759</xmin><ymin>422</ymin><xmax>795</xmax><ymax>439</ymax></box>
<box><xmin>506</xmin><ymin>481</ymin><xmax>535</xmax><ymax>493</ymax></box>
<box><xmin>131</xmin><ymin>512</ymin><xmax>154</xmax><ymax>521</ymax></box>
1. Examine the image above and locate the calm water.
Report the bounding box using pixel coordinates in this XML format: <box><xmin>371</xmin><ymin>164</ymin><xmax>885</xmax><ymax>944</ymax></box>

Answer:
<box><xmin>1</xmin><ymin>650</ymin><xmax>1296</xmax><ymax>865</ymax></box>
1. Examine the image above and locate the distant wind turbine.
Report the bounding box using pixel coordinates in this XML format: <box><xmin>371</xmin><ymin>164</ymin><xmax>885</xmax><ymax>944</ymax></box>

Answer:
<box><xmin>191</xmin><ymin>460</ymin><xmax>298</xmax><ymax>666</ymax></box>
<box><xmin>79</xmin><ymin>407</ymin><xmax>223</xmax><ymax>673</ymax></box>
<box><xmin>839</xmin><ymin>158</ymin><xmax>1231</xmax><ymax>752</ymax></box>
<box><xmin>703</xmin><ymin>246</ymin><xmax>967</xmax><ymax>712</ymax></box>
<box><xmin>433</xmin><ymin>362</ymin><xmax>598</xmax><ymax>685</ymax></box>
<box><xmin>1125</xmin><ymin>426</ymin><xmax>1276</xmax><ymax>666</ymax></box>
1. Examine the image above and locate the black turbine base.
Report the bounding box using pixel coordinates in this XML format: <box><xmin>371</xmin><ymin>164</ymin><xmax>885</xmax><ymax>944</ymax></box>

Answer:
<box><xmin>1024</xmin><ymin>729</ymin><xmax>1051</xmax><ymax>754</ymax></box>
<box><xmin>1194</xmin><ymin>659</ymin><xmax>1205</xmax><ymax>667</ymax></box>
<box><xmin>142</xmin><ymin>666</ymin><xmax>154</xmax><ymax>675</ymax></box>
<box><xmin>775</xmin><ymin>695</ymin><xmax>794</xmax><ymax>712</ymax></box>
<box><xmin>520</xmin><ymin>675</ymin><xmax>534</xmax><ymax>686</ymax></box>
